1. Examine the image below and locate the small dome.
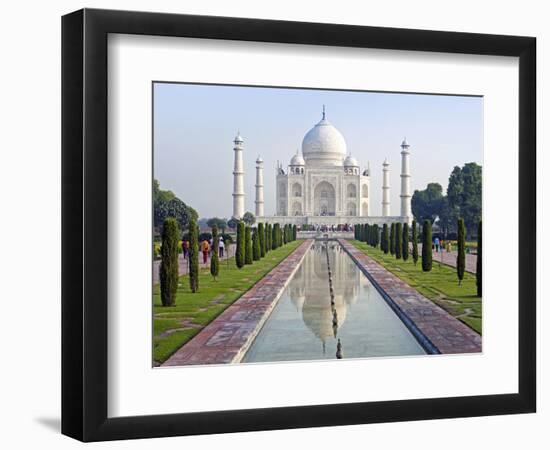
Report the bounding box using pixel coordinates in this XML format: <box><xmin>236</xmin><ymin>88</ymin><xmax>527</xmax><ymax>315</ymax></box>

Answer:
<box><xmin>301</xmin><ymin>110</ymin><xmax>347</xmax><ymax>167</ymax></box>
<box><xmin>401</xmin><ymin>137</ymin><xmax>410</xmax><ymax>148</ymax></box>
<box><xmin>344</xmin><ymin>154</ymin><xmax>359</xmax><ymax>167</ymax></box>
<box><xmin>256</xmin><ymin>155</ymin><xmax>263</xmax><ymax>163</ymax></box>
<box><xmin>290</xmin><ymin>151</ymin><xmax>305</xmax><ymax>166</ymax></box>
<box><xmin>234</xmin><ymin>132</ymin><xmax>244</xmax><ymax>144</ymax></box>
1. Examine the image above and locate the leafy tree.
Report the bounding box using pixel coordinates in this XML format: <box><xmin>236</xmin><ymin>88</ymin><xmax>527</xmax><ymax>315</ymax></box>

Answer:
<box><xmin>460</xmin><ymin>163</ymin><xmax>482</xmax><ymax>237</ymax></box>
<box><xmin>245</xmin><ymin>226</ymin><xmax>253</xmax><ymax>265</ymax></box>
<box><xmin>382</xmin><ymin>224</ymin><xmax>389</xmax><ymax>254</ymax></box>
<box><xmin>457</xmin><ymin>218</ymin><xmax>466</xmax><ymax>285</ymax></box>
<box><xmin>188</xmin><ymin>217</ymin><xmax>199</xmax><ymax>292</ymax></box>
<box><xmin>411</xmin><ymin>182</ymin><xmax>444</xmax><ymax>224</ymax></box>
<box><xmin>207</xmin><ymin>217</ymin><xmax>227</xmax><ymax>233</ymax></box>
<box><xmin>210</xmin><ymin>225</ymin><xmax>220</xmax><ymax>280</ymax></box>
<box><xmin>446</xmin><ymin>165</ymin><xmax>464</xmax><ymax>227</ymax></box>
<box><xmin>227</xmin><ymin>217</ymin><xmax>239</xmax><ymax>230</ymax></box>
<box><xmin>252</xmin><ymin>228</ymin><xmax>261</xmax><ymax>261</ymax></box>
<box><xmin>412</xmin><ymin>219</ymin><xmax>419</xmax><ymax>265</ymax></box>
<box><xmin>422</xmin><ymin>220</ymin><xmax>432</xmax><ymax>272</ymax></box>
<box><xmin>159</xmin><ymin>218</ymin><xmax>179</xmax><ymax>306</ymax></box>
<box><xmin>258</xmin><ymin>222</ymin><xmax>265</xmax><ymax>257</ymax></box>
<box><xmin>236</xmin><ymin>221</ymin><xmax>245</xmax><ymax>268</ymax></box>
<box><xmin>242</xmin><ymin>211</ymin><xmax>256</xmax><ymax>226</ymax></box>
<box><xmin>390</xmin><ymin>223</ymin><xmax>395</xmax><ymax>255</ymax></box>
<box><xmin>154</xmin><ymin>196</ymin><xmax>197</xmax><ymax>233</ymax></box>
<box><xmin>395</xmin><ymin>223</ymin><xmax>402</xmax><ymax>259</ymax></box>
<box><xmin>402</xmin><ymin>223</ymin><xmax>409</xmax><ymax>261</ymax></box>
<box><xmin>476</xmin><ymin>220</ymin><xmax>482</xmax><ymax>296</ymax></box>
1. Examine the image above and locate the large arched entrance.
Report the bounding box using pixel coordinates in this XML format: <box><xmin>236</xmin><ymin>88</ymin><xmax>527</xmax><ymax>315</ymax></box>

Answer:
<box><xmin>313</xmin><ymin>181</ymin><xmax>336</xmax><ymax>216</ymax></box>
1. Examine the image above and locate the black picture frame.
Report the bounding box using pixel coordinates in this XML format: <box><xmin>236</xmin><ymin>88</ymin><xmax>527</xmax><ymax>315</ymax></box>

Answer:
<box><xmin>62</xmin><ymin>8</ymin><xmax>536</xmax><ymax>442</ymax></box>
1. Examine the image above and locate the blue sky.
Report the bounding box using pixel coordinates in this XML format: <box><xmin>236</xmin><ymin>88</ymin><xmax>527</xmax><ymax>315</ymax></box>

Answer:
<box><xmin>154</xmin><ymin>83</ymin><xmax>482</xmax><ymax>219</ymax></box>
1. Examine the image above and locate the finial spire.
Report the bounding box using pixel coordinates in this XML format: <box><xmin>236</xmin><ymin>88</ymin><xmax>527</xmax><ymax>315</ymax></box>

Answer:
<box><xmin>322</xmin><ymin>104</ymin><xmax>326</xmax><ymax>120</ymax></box>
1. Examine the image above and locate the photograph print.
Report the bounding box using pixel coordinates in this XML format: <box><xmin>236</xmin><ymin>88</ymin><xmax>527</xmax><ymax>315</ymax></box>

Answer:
<box><xmin>153</xmin><ymin>82</ymin><xmax>482</xmax><ymax>367</ymax></box>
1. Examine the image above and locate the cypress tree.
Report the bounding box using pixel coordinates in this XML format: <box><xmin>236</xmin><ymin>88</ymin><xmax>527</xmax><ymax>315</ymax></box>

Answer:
<box><xmin>422</xmin><ymin>220</ymin><xmax>432</xmax><ymax>272</ymax></box>
<box><xmin>476</xmin><ymin>220</ymin><xmax>482</xmax><ymax>297</ymax></box>
<box><xmin>382</xmin><ymin>224</ymin><xmax>389</xmax><ymax>254</ymax></box>
<box><xmin>390</xmin><ymin>223</ymin><xmax>395</xmax><ymax>255</ymax></box>
<box><xmin>188</xmin><ymin>217</ymin><xmax>200</xmax><ymax>291</ymax></box>
<box><xmin>272</xmin><ymin>224</ymin><xmax>278</xmax><ymax>250</ymax></box>
<box><xmin>264</xmin><ymin>223</ymin><xmax>270</xmax><ymax>254</ymax></box>
<box><xmin>363</xmin><ymin>224</ymin><xmax>368</xmax><ymax>243</ymax></box>
<box><xmin>210</xmin><ymin>225</ymin><xmax>220</xmax><ymax>280</ymax></box>
<box><xmin>245</xmin><ymin>226</ymin><xmax>253</xmax><ymax>264</ymax></box>
<box><xmin>278</xmin><ymin>224</ymin><xmax>283</xmax><ymax>247</ymax></box>
<box><xmin>412</xmin><ymin>219</ymin><xmax>419</xmax><ymax>265</ymax></box>
<box><xmin>292</xmin><ymin>224</ymin><xmax>297</xmax><ymax>241</ymax></box>
<box><xmin>160</xmin><ymin>217</ymin><xmax>179</xmax><ymax>306</ymax></box>
<box><xmin>355</xmin><ymin>224</ymin><xmax>359</xmax><ymax>240</ymax></box>
<box><xmin>258</xmin><ymin>222</ymin><xmax>265</xmax><ymax>258</ymax></box>
<box><xmin>395</xmin><ymin>223</ymin><xmax>403</xmax><ymax>259</ymax></box>
<box><xmin>402</xmin><ymin>223</ymin><xmax>409</xmax><ymax>261</ymax></box>
<box><xmin>236</xmin><ymin>221</ymin><xmax>245</xmax><ymax>268</ymax></box>
<box><xmin>267</xmin><ymin>223</ymin><xmax>272</xmax><ymax>251</ymax></box>
<box><xmin>374</xmin><ymin>224</ymin><xmax>379</xmax><ymax>247</ymax></box>
<box><xmin>457</xmin><ymin>218</ymin><xmax>466</xmax><ymax>285</ymax></box>
<box><xmin>252</xmin><ymin>228</ymin><xmax>260</xmax><ymax>261</ymax></box>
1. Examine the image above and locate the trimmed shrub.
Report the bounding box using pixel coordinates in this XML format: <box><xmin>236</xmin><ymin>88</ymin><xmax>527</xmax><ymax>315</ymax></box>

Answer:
<box><xmin>457</xmin><ymin>218</ymin><xmax>466</xmax><ymax>285</ymax></box>
<box><xmin>382</xmin><ymin>224</ymin><xmax>389</xmax><ymax>253</ymax></box>
<box><xmin>395</xmin><ymin>223</ymin><xmax>402</xmax><ymax>259</ymax></box>
<box><xmin>160</xmin><ymin>217</ymin><xmax>179</xmax><ymax>306</ymax></box>
<box><xmin>476</xmin><ymin>220</ymin><xmax>482</xmax><ymax>296</ymax></box>
<box><xmin>258</xmin><ymin>222</ymin><xmax>265</xmax><ymax>258</ymax></box>
<box><xmin>412</xmin><ymin>219</ymin><xmax>419</xmax><ymax>265</ymax></box>
<box><xmin>210</xmin><ymin>225</ymin><xmax>220</xmax><ymax>280</ymax></box>
<box><xmin>390</xmin><ymin>223</ymin><xmax>395</xmax><ymax>255</ymax></box>
<box><xmin>292</xmin><ymin>224</ymin><xmax>297</xmax><ymax>241</ymax></box>
<box><xmin>236</xmin><ymin>221</ymin><xmax>245</xmax><ymax>268</ymax></box>
<box><xmin>252</xmin><ymin>228</ymin><xmax>261</xmax><ymax>261</ymax></box>
<box><xmin>422</xmin><ymin>220</ymin><xmax>432</xmax><ymax>272</ymax></box>
<box><xmin>188</xmin><ymin>217</ymin><xmax>199</xmax><ymax>291</ymax></box>
<box><xmin>402</xmin><ymin>223</ymin><xmax>409</xmax><ymax>261</ymax></box>
<box><xmin>245</xmin><ymin>226</ymin><xmax>253</xmax><ymax>265</ymax></box>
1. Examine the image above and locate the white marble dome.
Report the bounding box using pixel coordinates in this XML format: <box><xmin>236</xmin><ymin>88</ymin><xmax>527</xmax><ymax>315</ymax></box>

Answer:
<box><xmin>301</xmin><ymin>117</ymin><xmax>347</xmax><ymax>167</ymax></box>
<box><xmin>344</xmin><ymin>154</ymin><xmax>359</xmax><ymax>167</ymax></box>
<box><xmin>290</xmin><ymin>151</ymin><xmax>305</xmax><ymax>166</ymax></box>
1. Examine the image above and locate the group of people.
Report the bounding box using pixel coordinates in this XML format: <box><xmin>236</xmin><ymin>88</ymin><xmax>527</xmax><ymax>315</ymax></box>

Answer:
<box><xmin>181</xmin><ymin>236</ymin><xmax>226</xmax><ymax>264</ymax></box>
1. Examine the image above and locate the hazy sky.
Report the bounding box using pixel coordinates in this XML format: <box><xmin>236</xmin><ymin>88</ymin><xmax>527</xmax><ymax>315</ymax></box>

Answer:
<box><xmin>153</xmin><ymin>83</ymin><xmax>482</xmax><ymax>219</ymax></box>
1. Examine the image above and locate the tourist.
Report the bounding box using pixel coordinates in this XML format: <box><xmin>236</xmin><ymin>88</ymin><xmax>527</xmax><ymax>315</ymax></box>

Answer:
<box><xmin>218</xmin><ymin>236</ymin><xmax>225</xmax><ymax>257</ymax></box>
<box><xmin>181</xmin><ymin>239</ymin><xmax>188</xmax><ymax>259</ymax></box>
<box><xmin>434</xmin><ymin>236</ymin><xmax>440</xmax><ymax>253</ymax></box>
<box><xmin>200</xmin><ymin>239</ymin><xmax>210</xmax><ymax>264</ymax></box>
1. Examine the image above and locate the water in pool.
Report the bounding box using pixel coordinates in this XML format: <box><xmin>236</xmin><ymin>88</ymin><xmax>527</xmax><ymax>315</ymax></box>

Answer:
<box><xmin>243</xmin><ymin>241</ymin><xmax>426</xmax><ymax>363</ymax></box>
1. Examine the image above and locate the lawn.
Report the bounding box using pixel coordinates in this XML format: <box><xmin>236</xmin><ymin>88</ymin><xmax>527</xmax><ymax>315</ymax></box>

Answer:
<box><xmin>153</xmin><ymin>240</ymin><xmax>302</xmax><ymax>365</ymax></box>
<box><xmin>350</xmin><ymin>240</ymin><xmax>482</xmax><ymax>334</ymax></box>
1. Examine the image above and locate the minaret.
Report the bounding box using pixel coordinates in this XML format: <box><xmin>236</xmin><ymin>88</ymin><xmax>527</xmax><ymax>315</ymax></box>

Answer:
<box><xmin>400</xmin><ymin>137</ymin><xmax>412</xmax><ymax>218</ymax></box>
<box><xmin>255</xmin><ymin>155</ymin><xmax>264</xmax><ymax>217</ymax></box>
<box><xmin>382</xmin><ymin>158</ymin><xmax>390</xmax><ymax>216</ymax></box>
<box><xmin>232</xmin><ymin>132</ymin><xmax>245</xmax><ymax>219</ymax></box>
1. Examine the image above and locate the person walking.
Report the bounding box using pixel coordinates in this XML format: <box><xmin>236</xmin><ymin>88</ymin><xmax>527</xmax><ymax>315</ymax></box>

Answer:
<box><xmin>181</xmin><ymin>239</ymin><xmax>188</xmax><ymax>259</ymax></box>
<box><xmin>434</xmin><ymin>236</ymin><xmax>440</xmax><ymax>253</ymax></box>
<box><xmin>218</xmin><ymin>236</ymin><xmax>225</xmax><ymax>258</ymax></box>
<box><xmin>200</xmin><ymin>239</ymin><xmax>210</xmax><ymax>265</ymax></box>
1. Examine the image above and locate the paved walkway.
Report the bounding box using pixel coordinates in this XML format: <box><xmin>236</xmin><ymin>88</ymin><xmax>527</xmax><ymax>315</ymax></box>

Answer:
<box><xmin>340</xmin><ymin>239</ymin><xmax>481</xmax><ymax>354</ymax></box>
<box><xmin>419</xmin><ymin>244</ymin><xmax>477</xmax><ymax>274</ymax></box>
<box><xmin>153</xmin><ymin>244</ymin><xmax>235</xmax><ymax>285</ymax></box>
<box><xmin>162</xmin><ymin>240</ymin><xmax>314</xmax><ymax>366</ymax></box>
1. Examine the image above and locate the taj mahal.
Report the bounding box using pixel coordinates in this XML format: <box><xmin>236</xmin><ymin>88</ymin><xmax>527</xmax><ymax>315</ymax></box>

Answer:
<box><xmin>231</xmin><ymin>107</ymin><xmax>413</xmax><ymax>226</ymax></box>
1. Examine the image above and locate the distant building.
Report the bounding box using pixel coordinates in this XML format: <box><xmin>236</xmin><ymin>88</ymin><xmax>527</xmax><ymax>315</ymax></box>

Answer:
<box><xmin>232</xmin><ymin>107</ymin><xmax>413</xmax><ymax>226</ymax></box>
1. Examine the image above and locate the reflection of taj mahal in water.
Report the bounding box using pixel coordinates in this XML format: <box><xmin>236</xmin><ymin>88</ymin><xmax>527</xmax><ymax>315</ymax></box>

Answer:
<box><xmin>231</xmin><ymin>107</ymin><xmax>413</xmax><ymax>226</ymax></box>
<box><xmin>289</xmin><ymin>242</ymin><xmax>362</xmax><ymax>346</ymax></box>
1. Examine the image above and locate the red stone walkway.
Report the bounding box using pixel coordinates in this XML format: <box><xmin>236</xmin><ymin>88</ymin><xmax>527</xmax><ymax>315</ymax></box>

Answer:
<box><xmin>162</xmin><ymin>240</ymin><xmax>314</xmax><ymax>366</ymax></box>
<box><xmin>340</xmin><ymin>239</ymin><xmax>481</xmax><ymax>354</ymax></box>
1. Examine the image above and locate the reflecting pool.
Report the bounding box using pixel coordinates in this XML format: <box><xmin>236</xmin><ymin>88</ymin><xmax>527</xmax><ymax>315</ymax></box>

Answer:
<box><xmin>242</xmin><ymin>241</ymin><xmax>426</xmax><ymax>363</ymax></box>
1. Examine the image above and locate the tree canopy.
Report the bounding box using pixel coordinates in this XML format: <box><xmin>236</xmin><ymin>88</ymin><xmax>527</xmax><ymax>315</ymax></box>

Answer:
<box><xmin>153</xmin><ymin>179</ymin><xmax>197</xmax><ymax>233</ymax></box>
<box><xmin>411</xmin><ymin>182</ymin><xmax>444</xmax><ymax>224</ymax></box>
<box><xmin>242</xmin><ymin>211</ymin><xmax>256</xmax><ymax>226</ymax></box>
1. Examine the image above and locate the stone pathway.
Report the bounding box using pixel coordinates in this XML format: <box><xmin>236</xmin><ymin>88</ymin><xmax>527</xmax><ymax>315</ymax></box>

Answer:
<box><xmin>418</xmin><ymin>244</ymin><xmax>477</xmax><ymax>274</ymax></box>
<box><xmin>339</xmin><ymin>239</ymin><xmax>481</xmax><ymax>354</ymax></box>
<box><xmin>162</xmin><ymin>240</ymin><xmax>314</xmax><ymax>366</ymax></box>
<box><xmin>152</xmin><ymin>244</ymin><xmax>235</xmax><ymax>285</ymax></box>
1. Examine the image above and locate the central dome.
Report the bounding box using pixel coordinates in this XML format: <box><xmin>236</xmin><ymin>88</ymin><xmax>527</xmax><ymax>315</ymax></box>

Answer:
<box><xmin>301</xmin><ymin>114</ymin><xmax>347</xmax><ymax>167</ymax></box>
